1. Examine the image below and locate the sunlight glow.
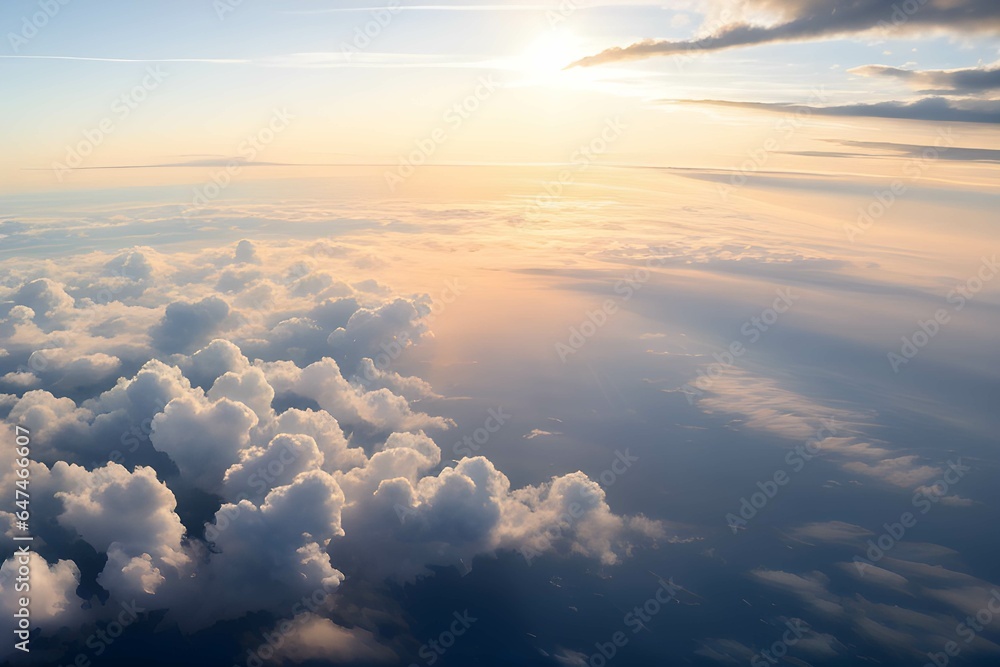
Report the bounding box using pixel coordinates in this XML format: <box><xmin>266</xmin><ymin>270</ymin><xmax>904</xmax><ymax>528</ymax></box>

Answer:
<box><xmin>519</xmin><ymin>30</ymin><xmax>582</xmax><ymax>77</ymax></box>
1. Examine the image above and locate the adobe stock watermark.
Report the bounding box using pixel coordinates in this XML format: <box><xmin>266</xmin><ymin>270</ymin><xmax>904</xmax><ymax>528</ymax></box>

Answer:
<box><xmin>54</xmin><ymin>600</ymin><xmax>145</xmax><ymax>667</ymax></box>
<box><xmin>237</xmin><ymin>580</ymin><xmax>340</xmax><ymax>667</ymax></box>
<box><xmin>214</xmin><ymin>0</ymin><xmax>246</xmax><ymax>21</ymax></box>
<box><xmin>452</xmin><ymin>407</ymin><xmax>511</xmax><ymax>459</ymax></box>
<box><xmin>52</xmin><ymin>67</ymin><xmax>169</xmax><ymax>181</ymax></box>
<box><xmin>669</xmin><ymin>10</ymin><xmax>734</xmax><ymax>73</ymax></box>
<box><xmin>518</xmin><ymin>449</ymin><xmax>639</xmax><ymax>565</ymax></box>
<box><xmin>230</xmin><ymin>259</ymin><xmax>313</xmax><ymax>330</ymax></box>
<box><xmin>522</xmin><ymin>116</ymin><xmax>627</xmax><ymax>220</ymax></box>
<box><xmin>555</xmin><ymin>251</ymin><xmax>665</xmax><ymax>362</ymax></box>
<box><xmin>182</xmin><ymin>108</ymin><xmax>294</xmax><ymax>219</ymax></box>
<box><xmin>8</xmin><ymin>0</ymin><xmax>72</xmax><ymax>52</ymax></box>
<box><xmin>341</xmin><ymin>0</ymin><xmax>402</xmax><ymax>60</ymax></box>
<box><xmin>361</xmin><ymin>278</ymin><xmax>465</xmax><ymax>381</ymax></box>
<box><xmin>12</xmin><ymin>267</ymin><xmax>137</xmax><ymax>394</ymax></box>
<box><xmin>384</xmin><ymin>77</ymin><xmax>500</xmax><ymax>192</ymax></box>
<box><xmin>725</xmin><ymin>418</ymin><xmax>838</xmax><ymax>533</ymax></box>
<box><xmin>408</xmin><ymin>610</ymin><xmax>478</xmax><ymax>666</ymax></box>
<box><xmin>681</xmin><ymin>288</ymin><xmax>797</xmax><ymax>404</ymax></box>
<box><xmin>888</xmin><ymin>255</ymin><xmax>997</xmax><ymax>373</ymax></box>
<box><xmin>717</xmin><ymin>87</ymin><xmax>827</xmax><ymax>202</ymax></box>
<box><xmin>545</xmin><ymin>0</ymin><xmax>580</xmax><ymax>27</ymax></box>
<box><xmin>579</xmin><ymin>577</ymin><xmax>680</xmax><ymax>667</ymax></box>
<box><xmin>205</xmin><ymin>439</ymin><xmax>303</xmax><ymax>541</ymax></box>
<box><xmin>923</xmin><ymin>589</ymin><xmax>1000</xmax><ymax>667</ymax></box>
<box><xmin>876</xmin><ymin>0</ymin><xmax>931</xmax><ymax>33</ymax></box>
<box><xmin>750</xmin><ymin>619</ymin><xmax>810</xmax><ymax>667</ymax></box>
<box><xmin>393</xmin><ymin>409</ymin><xmax>511</xmax><ymax>526</ymax></box>
<box><xmin>852</xmin><ymin>459</ymin><xmax>970</xmax><ymax>575</ymax></box>
<box><xmin>94</xmin><ymin>417</ymin><xmax>151</xmax><ymax>469</ymax></box>
<box><xmin>845</xmin><ymin>126</ymin><xmax>955</xmax><ymax>242</ymax></box>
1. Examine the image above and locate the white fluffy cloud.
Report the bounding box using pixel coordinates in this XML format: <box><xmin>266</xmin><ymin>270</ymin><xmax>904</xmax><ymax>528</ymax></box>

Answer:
<box><xmin>0</xmin><ymin>239</ymin><xmax>663</xmax><ymax>656</ymax></box>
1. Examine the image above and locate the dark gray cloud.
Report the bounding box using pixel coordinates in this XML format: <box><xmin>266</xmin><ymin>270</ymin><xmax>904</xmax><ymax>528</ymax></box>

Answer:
<box><xmin>665</xmin><ymin>96</ymin><xmax>1000</xmax><ymax>123</ymax></box>
<box><xmin>570</xmin><ymin>0</ymin><xmax>1000</xmax><ymax>67</ymax></box>
<box><xmin>150</xmin><ymin>296</ymin><xmax>231</xmax><ymax>353</ymax></box>
<box><xmin>849</xmin><ymin>63</ymin><xmax>1000</xmax><ymax>94</ymax></box>
<box><xmin>789</xmin><ymin>139</ymin><xmax>1000</xmax><ymax>162</ymax></box>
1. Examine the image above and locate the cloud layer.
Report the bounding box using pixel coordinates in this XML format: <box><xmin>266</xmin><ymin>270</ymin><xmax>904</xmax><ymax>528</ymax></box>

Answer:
<box><xmin>0</xmin><ymin>239</ymin><xmax>664</xmax><ymax>660</ymax></box>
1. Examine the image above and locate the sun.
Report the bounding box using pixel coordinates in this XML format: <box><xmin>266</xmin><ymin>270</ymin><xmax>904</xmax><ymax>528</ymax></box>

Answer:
<box><xmin>520</xmin><ymin>30</ymin><xmax>581</xmax><ymax>76</ymax></box>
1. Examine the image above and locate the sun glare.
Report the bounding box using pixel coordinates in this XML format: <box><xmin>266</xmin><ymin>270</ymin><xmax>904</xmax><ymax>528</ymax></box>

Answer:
<box><xmin>520</xmin><ymin>31</ymin><xmax>581</xmax><ymax>76</ymax></box>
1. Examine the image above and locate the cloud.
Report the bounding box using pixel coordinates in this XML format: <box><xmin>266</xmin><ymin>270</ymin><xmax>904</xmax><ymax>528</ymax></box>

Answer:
<box><xmin>166</xmin><ymin>470</ymin><xmax>348</xmax><ymax>631</ymax></box>
<box><xmin>234</xmin><ymin>239</ymin><xmax>261</xmax><ymax>264</ymax></box>
<box><xmin>848</xmin><ymin>62</ymin><xmax>1000</xmax><ymax>94</ymax></box>
<box><xmin>50</xmin><ymin>462</ymin><xmax>190</xmax><ymax>598</ymax></box>
<box><xmin>151</xmin><ymin>392</ymin><xmax>258</xmax><ymax>493</ymax></box>
<box><xmin>52</xmin><ymin>463</ymin><xmax>187</xmax><ymax>564</ymax></box>
<box><xmin>524</xmin><ymin>428</ymin><xmax>561</xmax><ymax>439</ymax></box>
<box><xmin>790</xmin><ymin>520</ymin><xmax>873</xmax><ymax>545</ymax></box>
<box><xmin>28</xmin><ymin>347</ymin><xmax>122</xmax><ymax>389</ymax></box>
<box><xmin>150</xmin><ymin>296</ymin><xmax>231</xmax><ymax>353</ymax></box>
<box><xmin>751</xmin><ymin>569</ymin><xmax>845</xmax><ymax>615</ymax></box>
<box><xmin>750</xmin><ymin>558</ymin><xmax>1000</xmax><ymax>660</ymax></box>
<box><xmin>0</xmin><ymin>552</ymin><xmax>85</xmax><ymax>646</ymax></box>
<box><xmin>327</xmin><ymin>297</ymin><xmax>431</xmax><ymax>372</ymax></box>
<box><xmin>842</xmin><ymin>456</ymin><xmax>939</xmax><ymax>487</ymax></box>
<box><xmin>570</xmin><ymin>0</ymin><xmax>1000</xmax><ymax>67</ymax></box>
<box><xmin>796</xmin><ymin>139</ymin><xmax>1000</xmax><ymax>162</ymax></box>
<box><xmin>260</xmin><ymin>357</ymin><xmax>453</xmax><ymax>435</ymax></box>
<box><xmin>0</xmin><ymin>236</ymin><xmax>664</xmax><ymax>656</ymax></box>
<box><xmin>3</xmin><ymin>278</ymin><xmax>75</xmax><ymax>328</ymax></box>
<box><xmin>689</xmin><ymin>368</ymin><xmax>945</xmax><ymax>488</ymax></box>
<box><xmin>665</xmin><ymin>96</ymin><xmax>1000</xmax><ymax>123</ymax></box>
<box><xmin>265</xmin><ymin>613</ymin><xmax>397</xmax><ymax>664</ymax></box>
<box><xmin>334</xmin><ymin>457</ymin><xmax>664</xmax><ymax>580</ymax></box>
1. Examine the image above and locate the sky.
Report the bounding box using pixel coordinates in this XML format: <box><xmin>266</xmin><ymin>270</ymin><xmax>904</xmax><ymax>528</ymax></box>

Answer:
<box><xmin>0</xmin><ymin>2</ymin><xmax>999</xmax><ymax>667</ymax></box>
<box><xmin>1</xmin><ymin>0</ymin><xmax>999</xmax><ymax>187</ymax></box>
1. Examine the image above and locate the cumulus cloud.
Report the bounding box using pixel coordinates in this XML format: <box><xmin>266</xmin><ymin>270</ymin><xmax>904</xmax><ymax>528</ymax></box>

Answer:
<box><xmin>2</xmin><ymin>278</ymin><xmax>75</xmax><ymax>329</ymax></box>
<box><xmin>327</xmin><ymin>297</ymin><xmax>431</xmax><ymax>371</ymax></box>
<box><xmin>234</xmin><ymin>239</ymin><xmax>261</xmax><ymax>264</ymax></box>
<box><xmin>182</xmin><ymin>470</ymin><xmax>347</xmax><ymax>630</ymax></box>
<box><xmin>260</xmin><ymin>357</ymin><xmax>453</xmax><ymax>435</ymax></box>
<box><xmin>0</xmin><ymin>238</ymin><xmax>663</xmax><ymax>658</ymax></box>
<box><xmin>570</xmin><ymin>0</ymin><xmax>1000</xmax><ymax>67</ymax></box>
<box><xmin>53</xmin><ymin>463</ymin><xmax>187</xmax><ymax>565</ymax></box>
<box><xmin>104</xmin><ymin>246</ymin><xmax>156</xmax><ymax>282</ymax></box>
<box><xmin>28</xmin><ymin>347</ymin><xmax>121</xmax><ymax>389</ymax></box>
<box><xmin>334</xmin><ymin>457</ymin><xmax>665</xmax><ymax>580</ymax></box>
<box><xmin>0</xmin><ymin>552</ymin><xmax>85</xmax><ymax>637</ymax></box>
<box><xmin>150</xmin><ymin>296</ymin><xmax>231</xmax><ymax>353</ymax></box>
<box><xmin>151</xmin><ymin>392</ymin><xmax>258</xmax><ymax>493</ymax></box>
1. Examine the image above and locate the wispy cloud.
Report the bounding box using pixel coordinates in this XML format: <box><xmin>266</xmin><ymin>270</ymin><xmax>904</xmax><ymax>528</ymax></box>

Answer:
<box><xmin>570</xmin><ymin>0</ymin><xmax>1000</xmax><ymax>67</ymax></box>
<box><xmin>664</xmin><ymin>96</ymin><xmax>1000</xmax><ymax>124</ymax></box>
<box><xmin>848</xmin><ymin>62</ymin><xmax>1000</xmax><ymax>95</ymax></box>
<box><xmin>0</xmin><ymin>52</ymin><xmax>503</xmax><ymax>70</ymax></box>
<box><xmin>0</xmin><ymin>55</ymin><xmax>249</xmax><ymax>64</ymax></box>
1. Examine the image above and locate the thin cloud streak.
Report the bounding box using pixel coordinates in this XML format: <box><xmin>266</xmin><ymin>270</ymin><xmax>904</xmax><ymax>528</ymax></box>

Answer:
<box><xmin>569</xmin><ymin>0</ymin><xmax>1000</xmax><ymax>67</ymax></box>
<box><xmin>663</xmin><ymin>96</ymin><xmax>1000</xmax><ymax>124</ymax></box>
